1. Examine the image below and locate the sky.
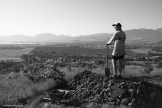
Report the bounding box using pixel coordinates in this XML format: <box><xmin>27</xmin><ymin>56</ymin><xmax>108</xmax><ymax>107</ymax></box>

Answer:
<box><xmin>0</xmin><ymin>0</ymin><xmax>162</xmax><ymax>36</ymax></box>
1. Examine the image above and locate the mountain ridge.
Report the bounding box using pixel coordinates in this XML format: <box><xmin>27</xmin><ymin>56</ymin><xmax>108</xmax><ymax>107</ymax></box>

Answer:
<box><xmin>0</xmin><ymin>28</ymin><xmax>161</xmax><ymax>44</ymax></box>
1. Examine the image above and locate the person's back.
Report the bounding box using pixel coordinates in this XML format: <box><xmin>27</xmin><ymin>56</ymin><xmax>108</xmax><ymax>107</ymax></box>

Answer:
<box><xmin>113</xmin><ymin>31</ymin><xmax>126</xmax><ymax>57</ymax></box>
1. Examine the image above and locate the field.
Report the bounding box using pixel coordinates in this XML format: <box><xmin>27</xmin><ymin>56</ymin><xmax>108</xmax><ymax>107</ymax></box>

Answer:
<box><xmin>0</xmin><ymin>45</ymin><xmax>160</xmax><ymax>78</ymax></box>
<box><xmin>130</xmin><ymin>48</ymin><xmax>150</xmax><ymax>54</ymax></box>
<box><xmin>0</xmin><ymin>45</ymin><xmax>149</xmax><ymax>63</ymax></box>
<box><xmin>32</xmin><ymin>45</ymin><xmax>135</xmax><ymax>57</ymax></box>
<box><xmin>0</xmin><ymin>47</ymin><xmax>35</xmax><ymax>62</ymax></box>
<box><xmin>33</xmin><ymin>46</ymin><xmax>108</xmax><ymax>55</ymax></box>
<box><xmin>60</xmin><ymin>63</ymin><xmax>162</xmax><ymax>80</ymax></box>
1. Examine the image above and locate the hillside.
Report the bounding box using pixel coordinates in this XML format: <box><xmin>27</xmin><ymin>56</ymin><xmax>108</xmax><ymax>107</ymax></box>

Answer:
<box><xmin>156</xmin><ymin>28</ymin><xmax>162</xmax><ymax>33</ymax></box>
<box><xmin>125</xmin><ymin>28</ymin><xmax>162</xmax><ymax>43</ymax></box>
<box><xmin>0</xmin><ymin>28</ymin><xmax>162</xmax><ymax>44</ymax></box>
<box><xmin>157</xmin><ymin>40</ymin><xmax>162</xmax><ymax>45</ymax></box>
<box><xmin>73</xmin><ymin>33</ymin><xmax>111</xmax><ymax>42</ymax></box>
<box><xmin>0</xmin><ymin>34</ymin><xmax>73</xmax><ymax>44</ymax></box>
<box><xmin>73</xmin><ymin>28</ymin><xmax>162</xmax><ymax>44</ymax></box>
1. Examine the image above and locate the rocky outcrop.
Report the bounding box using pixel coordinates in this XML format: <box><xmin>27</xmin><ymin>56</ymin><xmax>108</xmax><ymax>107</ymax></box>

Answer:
<box><xmin>66</xmin><ymin>70</ymin><xmax>162</xmax><ymax>108</ymax></box>
<box><xmin>21</xmin><ymin>70</ymin><xmax>162</xmax><ymax>108</ymax></box>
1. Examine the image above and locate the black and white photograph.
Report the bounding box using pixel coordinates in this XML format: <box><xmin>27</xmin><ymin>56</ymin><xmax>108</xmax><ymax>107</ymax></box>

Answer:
<box><xmin>0</xmin><ymin>0</ymin><xmax>162</xmax><ymax>108</ymax></box>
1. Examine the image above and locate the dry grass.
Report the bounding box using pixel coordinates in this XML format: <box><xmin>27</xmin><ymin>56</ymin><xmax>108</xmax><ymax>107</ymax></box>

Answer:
<box><xmin>58</xmin><ymin>67</ymin><xmax>85</xmax><ymax>80</ymax></box>
<box><xmin>0</xmin><ymin>73</ymin><xmax>56</xmax><ymax>105</ymax></box>
<box><xmin>60</xmin><ymin>62</ymin><xmax>162</xmax><ymax>80</ymax></box>
<box><xmin>91</xmin><ymin>65</ymin><xmax>143</xmax><ymax>77</ymax></box>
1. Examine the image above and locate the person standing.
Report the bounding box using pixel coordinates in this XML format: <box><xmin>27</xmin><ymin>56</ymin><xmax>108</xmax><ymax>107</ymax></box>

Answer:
<box><xmin>106</xmin><ymin>23</ymin><xmax>126</xmax><ymax>78</ymax></box>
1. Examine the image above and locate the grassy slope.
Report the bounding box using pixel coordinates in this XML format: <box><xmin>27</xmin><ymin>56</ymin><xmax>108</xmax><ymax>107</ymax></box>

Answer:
<box><xmin>0</xmin><ymin>74</ymin><xmax>56</xmax><ymax>105</ymax></box>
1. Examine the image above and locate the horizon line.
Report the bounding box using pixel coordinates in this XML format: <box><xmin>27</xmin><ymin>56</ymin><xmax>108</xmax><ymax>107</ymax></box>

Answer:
<box><xmin>0</xmin><ymin>27</ymin><xmax>161</xmax><ymax>37</ymax></box>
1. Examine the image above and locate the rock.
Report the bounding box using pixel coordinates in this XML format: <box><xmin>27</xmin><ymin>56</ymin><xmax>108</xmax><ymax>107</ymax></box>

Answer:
<box><xmin>120</xmin><ymin>104</ymin><xmax>129</xmax><ymax>108</ymax></box>
<box><xmin>103</xmin><ymin>82</ymin><xmax>107</xmax><ymax>87</ymax></box>
<box><xmin>68</xmin><ymin>71</ymin><xmax>162</xmax><ymax>108</ymax></box>
<box><xmin>119</xmin><ymin>91</ymin><xmax>130</xmax><ymax>99</ymax></box>
<box><xmin>121</xmin><ymin>98</ymin><xmax>130</xmax><ymax>106</ymax></box>
<box><xmin>136</xmin><ymin>88</ymin><xmax>141</xmax><ymax>95</ymax></box>
<box><xmin>117</xmin><ymin>84</ymin><xmax>121</xmax><ymax>88</ymax></box>
<box><xmin>116</xmin><ymin>98</ymin><xmax>121</xmax><ymax>105</ymax></box>
<box><xmin>128</xmin><ymin>102</ymin><xmax>134</xmax><ymax>107</ymax></box>
<box><xmin>131</xmin><ymin>93</ymin><xmax>136</xmax><ymax>98</ymax></box>
<box><xmin>131</xmin><ymin>98</ymin><xmax>136</xmax><ymax>103</ymax></box>
<box><xmin>108</xmin><ymin>97</ymin><xmax>116</xmax><ymax>102</ymax></box>
<box><xmin>109</xmin><ymin>88</ymin><xmax>125</xmax><ymax>97</ymax></box>
<box><xmin>103</xmin><ymin>87</ymin><xmax>111</xmax><ymax>92</ymax></box>
<box><xmin>128</xmin><ymin>89</ymin><xmax>134</xmax><ymax>94</ymax></box>
<box><xmin>108</xmin><ymin>82</ymin><xmax>114</xmax><ymax>87</ymax></box>
<box><xmin>113</xmin><ymin>101</ymin><xmax>118</xmax><ymax>106</ymax></box>
<box><xmin>48</xmin><ymin>93</ymin><xmax>60</xmax><ymax>102</ymax></box>
<box><xmin>121</xmin><ymin>85</ymin><xmax>128</xmax><ymax>89</ymax></box>
<box><xmin>120</xmin><ymin>82</ymin><xmax>125</xmax><ymax>86</ymax></box>
<box><xmin>108</xmin><ymin>101</ymin><xmax>117</xmax><ymax>106</ymax></box>
<box><xmin>150</xmin><ymin>91</ymin><xmax>156</xmax><ymax>99</ymax></box>
<box><xmin>106</xmin><ymin>87</ymin><xmax>111</xmax><ymax>92</ymax></box>
<box><xmin>83</xmin><ymin>102</ymin><xmax>102</xmax><ymax>108</ymax></box>
<box><xmin>44</xmin><ymin>102</ymin><xmax>51</xmax><ymax>108</ymax></box>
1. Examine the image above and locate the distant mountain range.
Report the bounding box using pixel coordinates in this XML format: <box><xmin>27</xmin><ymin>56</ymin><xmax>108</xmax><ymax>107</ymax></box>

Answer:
<box><xmin>0</xmin><ymin>28</ymin><xmax>162</xmax><ymax>44</ymax></box>
<box><xmin>156</xmin><ymin>28</ymin><xmax>162</xmax><ymax>33</ymax></box>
